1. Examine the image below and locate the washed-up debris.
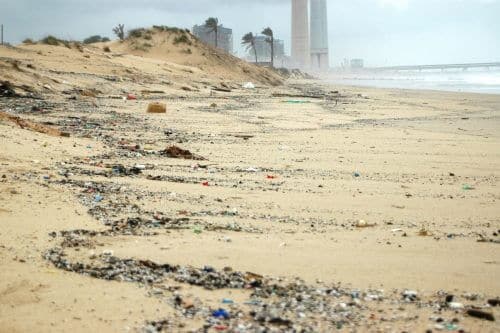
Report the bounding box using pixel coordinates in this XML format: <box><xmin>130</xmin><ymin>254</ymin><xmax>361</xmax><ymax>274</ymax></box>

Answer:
<box><xmin>418</xmin><ymin>228</ymin><xmax>433</xmax><ymax>237</ymax></box>
<box><xmin>44</xmin><ymin>248</ymin><xmax>256</xmax><ymax>290</ymax></box>
<box><xmin>127</xmin><ymin>93</ymin><xmax>137</xmax><ymax>100</ymax></box>
<box><xmin>232</xmin><ymin>134</ymin><xmax>254</xmax><ymax>140</ymax></box>
<box><xmin>111</xmin><ymin>164</ymin><xmax>143</xmax><ymax>176</ymax></box>
<box><xmin>45</xmin><ymin>230</ymin><xmax>494</xmax><ymax>333</ymax></box>
<box><xmin>355</xmin><ymin>220</ymin><xmax>376</xmax><ymax>228</ymax></box>
<box><xmin>283</xmin><ymin>100</ymin><xmax>311</xmax><ymax>104</ymax></box>
<box><xmin>448</xmin><ymin>302</ymin><xmax>464</xmax><ymax>309</ymax></box>
<box><xmin>488</xmin><ymin>299</ymin><xmax>500</xmax><ymax>307</ymax></box>
<box><xmin>212</xmin><ymin>309</ymin><xmax>230</xmax><ymax>319</ymax></box>
<box><xmin>403</xmin><ymin>290</ymin><xmax>419</xmax><ymax>301</ymax></box>
<box><xmin>0</xmin><ymin>111</ymin><xmax>70</xmax><ymax>137</ymax></box>
<box><xmin>141</xmin><ymin>90</ymin><xmax>166</xmax><ymax>94</ymax></box>
<box><xmin>0</xmin><ymin>81</ymin><xmax>18</xmax><ymax>97</ymax></box>
<box><xmin>4</xmin><ymin>76</ymin><xmax>496</xmax><ymax>333</ymax></box>
<box><xmin>242</xmin><ymin>82</ymin><xmax>255</xmax><ymax>89</ymax></box>
<box><xmin>272</xmin><ymin>92</ymin><xmax>326</xmax><ymax>99</ymax></box>
<box><xmin>147</xmin><ymin>102</ymin><xmax>167</xmax><ymax>114</ymax></box>
<box><xmin>161</xmin><ymin>146</ymin><xmax>205</xmax><ymax>160</ymax></box>
<box><xmin>79</xmin><ymin>89</ymin><xmax>101</xmax><ymax>97</ymax></box>
<box><xmin>212</xmin><ymin>87</ymin><xmax>231</xmax><ymax>93</ymax></box>
<box><xmin>142</xmin><ymin>319</ymin><xmax>172</xmax><ymax>332</ymax></box>
<box><xmin>107</xmin><ymin>216</ymin><xmax>191</xmax><ymax>234</ymax></box>
<box><xmin>466</xmin><ymin>309</ymin><xmax>495</xmax><ymax>321</ymax></box>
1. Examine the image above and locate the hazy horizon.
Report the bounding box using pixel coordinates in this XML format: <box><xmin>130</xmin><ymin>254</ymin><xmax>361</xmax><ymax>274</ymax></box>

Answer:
<box><xmin>1</xmin><ymin>0</ymin><xmax>499</xmax><ymax>67</ymax></box>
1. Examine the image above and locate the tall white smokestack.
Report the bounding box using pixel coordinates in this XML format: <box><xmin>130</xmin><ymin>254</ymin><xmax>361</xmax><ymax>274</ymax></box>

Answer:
<box><xmin>291</xmin><ymin>0</ymin><xmax>310</xmax><ymax>69</ymax></box>
<box><xmin>310</xmin><ymin>0</ymin><xmax>329</xmax><ymax>70</ymax></box>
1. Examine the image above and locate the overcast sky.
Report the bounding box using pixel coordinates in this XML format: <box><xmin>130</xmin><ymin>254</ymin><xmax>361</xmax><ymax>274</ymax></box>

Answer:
<box><xmin>1</xmin><ymin>0</ymin><xmax>499</xmax><ymax>67</ymax></box>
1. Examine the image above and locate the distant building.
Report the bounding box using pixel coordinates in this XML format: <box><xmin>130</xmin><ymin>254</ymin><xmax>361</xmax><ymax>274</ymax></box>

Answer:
<box><xmin>350</xmin><ymin>59</ymin><xmax>364</xmax><ymax>69</ymax></box>
<box><xmin>192</xmin><ymin>24</ymin><xmax>233</xmax><ymax>54</ymax></box>
<box><xmin>247</xmin><ymin>35</ymin><xmax>285</xmax><ymax>63</ymax></box>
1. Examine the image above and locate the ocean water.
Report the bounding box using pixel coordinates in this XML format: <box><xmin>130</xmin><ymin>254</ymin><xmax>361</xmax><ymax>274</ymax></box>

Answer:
<box><xmin>326</xmin><ymin>71</ymin><xmax>500</xmax><ymax>95</ymax></box>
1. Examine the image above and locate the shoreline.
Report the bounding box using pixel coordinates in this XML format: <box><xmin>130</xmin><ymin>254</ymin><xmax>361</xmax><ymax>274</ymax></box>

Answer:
<box><xmin>320</xmin><ymin>71</ymin><xmax>500</xmax><ymax>95</ymax></box>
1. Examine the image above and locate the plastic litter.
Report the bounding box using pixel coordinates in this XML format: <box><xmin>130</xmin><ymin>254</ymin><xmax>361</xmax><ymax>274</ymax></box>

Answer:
<box><xmin>212</xmin><ymin>309</ymin><xmax>230</xmax><ymax>319</ymax></box>
<box><xmin>448</xmin><ymin>302</ymin><xmax>464</xmax><ymax>309</ymax></box>
<box><xmin>283</xmin><ymin>100</ymin><xmax>311</xmax><ymax>104</ymax></box>
<box><xmin>242</xmin><ymin>82</ymin><xmax>255</xmax><ymax>89</ymax></box>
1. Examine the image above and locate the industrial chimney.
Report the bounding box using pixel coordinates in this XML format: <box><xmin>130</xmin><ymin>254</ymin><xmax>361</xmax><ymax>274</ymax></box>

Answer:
<box><xmin>310</xmin><ymin>0</ymin><xmax>329</xmax><ymax>70</ymax></box>
<box><xmin>291</xmin><ymin>0</ymin><xmax>310</xmax><ymax>69</ymax></box>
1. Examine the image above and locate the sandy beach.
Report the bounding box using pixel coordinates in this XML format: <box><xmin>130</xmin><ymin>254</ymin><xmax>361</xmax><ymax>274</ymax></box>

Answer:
<box><xmin>0</xmin><ymin>33</ymin><xmax>499</xmax><ymax>332</ymax></box>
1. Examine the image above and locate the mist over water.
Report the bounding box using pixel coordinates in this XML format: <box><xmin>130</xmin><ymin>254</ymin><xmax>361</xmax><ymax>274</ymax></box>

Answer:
<box><xmin>326</xmin><ymin>70</ymin><xmax>500</xmax><ymax>95</ymax></box>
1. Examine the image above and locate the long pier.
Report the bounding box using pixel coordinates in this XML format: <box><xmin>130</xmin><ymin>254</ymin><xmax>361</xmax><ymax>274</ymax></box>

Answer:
<box><xmin>373</xmin><ymin>62</ymin><xmax>500</xmax><ymax>72</ymax></box>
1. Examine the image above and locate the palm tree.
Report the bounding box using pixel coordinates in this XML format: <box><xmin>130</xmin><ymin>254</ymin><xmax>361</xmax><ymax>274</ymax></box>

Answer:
<box><xmin>242</xmin><ymin>32</ymin><xmax>258</xmax><ymax>64</ymax></box>
<box><xmin>205</xmin><ymin>17</ymin><xmax>219</xmax><ymax>48</ymax></box>
<box><xmin>113</xmin><ymin>24</ymin><xmax>125</xmax><ymax>41</ymax></box>
<box><xmin>262</xmin><ymin>27</ymin><xmax>274</xmax><ymax>68</ymax></box>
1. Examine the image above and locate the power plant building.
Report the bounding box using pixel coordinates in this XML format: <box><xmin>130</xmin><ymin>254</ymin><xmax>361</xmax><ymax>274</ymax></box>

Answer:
<box><xmin>291</xmin><ymin>0</ymin><xmax>330</xmax><ymax>70</ymax></box>
<box><xmin>192</xmin><ymin>24</ymin><xmax>233</xmax><ymax>54</ymax></box>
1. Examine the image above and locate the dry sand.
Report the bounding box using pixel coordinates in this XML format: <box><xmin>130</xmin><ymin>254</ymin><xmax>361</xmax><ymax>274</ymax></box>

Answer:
<box><xmin>0</xmin><ymin>39</ymin><xmax>499</xmax><ymax>332</ymax></box>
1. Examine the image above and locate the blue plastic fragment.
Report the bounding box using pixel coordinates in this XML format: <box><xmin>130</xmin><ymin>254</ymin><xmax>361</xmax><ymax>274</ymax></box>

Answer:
<box><xmin>212</xmin><ymin>309</ymin><xmax>230</xmax><ymax>319</ymax></box>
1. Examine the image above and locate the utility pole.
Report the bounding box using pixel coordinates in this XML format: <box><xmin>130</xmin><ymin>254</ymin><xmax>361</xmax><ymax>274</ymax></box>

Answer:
<box><xmin>1</xmin><ymin>24</ymin><xmax>4</xmax><ymax>45</ymax></box>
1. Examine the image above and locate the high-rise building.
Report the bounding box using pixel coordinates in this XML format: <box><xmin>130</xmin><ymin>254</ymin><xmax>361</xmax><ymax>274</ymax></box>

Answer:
<box><xmin>310</xmin><ymin>0</ymin><xmax>329</xmax><ymax>70</ymax></box>
<box><xmin>192</xmin><ymin>24</ymin><xmax>233</xmax><ymax>54</ymax></box>
<box><xmin>249</xmin><ymin>36</ymin><xmax>286</xmax><ymax>63</ymax></box>
<box><xmin>291</xmin><ymin>0</ymin><xmax>310</xmax><ymax>69</ymax></box>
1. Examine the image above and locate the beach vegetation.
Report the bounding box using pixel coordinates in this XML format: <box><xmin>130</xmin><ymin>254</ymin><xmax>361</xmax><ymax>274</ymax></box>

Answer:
<box><xmin>113</xmin><ymin>24</ymin><xmax>125</xmax><ymax>41</ymax></box>
<box><xmin>262</xmin><ymin>27</ymin><xmax>274</xmax><ymax>68</ymax></box>
<box><xmin>205</xmin><ymin>17</ymin><xmax>219</xmax><ymax>48</ymax></box>
<box><xmin>242</xmin><ymin>32</ymin><xmax>258</xmax><ymax>63</ymax></box>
